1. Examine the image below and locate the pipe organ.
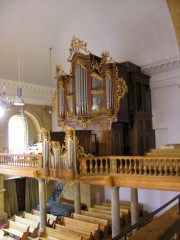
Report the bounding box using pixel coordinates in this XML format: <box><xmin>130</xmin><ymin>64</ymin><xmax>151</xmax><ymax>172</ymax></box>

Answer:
<box><xmin>55</xmin><ymin>36</ymin><xmax>155</xmax><ymax>156</ymax></box>
<box><xmin>56</xmin><ymin>37</ymin><xmax>128</xmax><ymax>129</ymax></box>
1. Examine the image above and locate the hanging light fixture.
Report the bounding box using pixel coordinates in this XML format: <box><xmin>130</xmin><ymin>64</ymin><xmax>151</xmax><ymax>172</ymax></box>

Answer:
<box><xmin>0</xmin><ymin>86</ymin><xmax>7</xmax><ymax>117</ymax></box>
<box><xmin>0</xmin><ymin>85</ymin><xmax>13</xmax><ymax>118</ymax></box>
<box><xmin>14</xmin><ymin>0</ymin><xmax>25</xmax><ymax>106</ymax></box>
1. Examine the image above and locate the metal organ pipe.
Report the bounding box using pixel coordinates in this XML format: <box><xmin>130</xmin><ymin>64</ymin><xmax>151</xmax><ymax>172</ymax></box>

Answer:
<box><xmin>75</xmin><ymin>64</ymin><xmax>88</xmax><ymax>115</ymax></box>
<box><xmin>85</xmin><ymin>70</ymin><xmax>87</xmax><ymax>113</ymax></box>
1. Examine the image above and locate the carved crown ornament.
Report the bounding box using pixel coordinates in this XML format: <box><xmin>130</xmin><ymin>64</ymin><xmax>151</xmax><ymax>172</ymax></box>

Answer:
<box><xmin>56</xmin><ymin>36</ymin><xmax>128</xmax><ymax>129</ymax></box>
<box><xmin>68</xmin><ymin>36</ymin><xmax>90</xmax><ymax>62</ymax></box>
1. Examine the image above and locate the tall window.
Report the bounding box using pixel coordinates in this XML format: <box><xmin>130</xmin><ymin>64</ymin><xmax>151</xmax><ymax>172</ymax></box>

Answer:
<box><xmin>8</xmin><ymin>115</ymin><xmax>28</xmax><ymax>153</ymax></box>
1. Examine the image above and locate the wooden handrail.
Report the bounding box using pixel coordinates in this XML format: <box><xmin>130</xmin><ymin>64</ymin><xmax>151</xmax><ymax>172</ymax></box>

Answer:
<box><xmin>0</xmin><ymin>153</ymin><xmax>43</xmax><ymax>168</ymax></box>
<box><xmin>77</xmin><ymin>155</ymin><xmax>180</xmax><ymax>177</ymax></box>
<box><xmin>112</xmin><ymin>194</ymin><xmax>180</xmax><ymax>240</ymax></box>
<box><xmin>0</xmin><ymin>154</ymin><xmax>180</xmax><ymax>182</ymax></box>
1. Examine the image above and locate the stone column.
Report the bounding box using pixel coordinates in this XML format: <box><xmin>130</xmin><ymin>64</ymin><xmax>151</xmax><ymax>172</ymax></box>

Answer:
<box><xmin>0</xmin><ymin>176</ymin><xmax>7</xmax><ymax>221</ymax></box>
<box><xmin>38</xmin><ymin>178</ymin><xmax>47</xmax><ymax>234</ymax></box>
<box><xmin>111</xmin><ymin>186</ymin><xmax>120</xmax><ymax>238</ymax></box>
<box><xmin>131</xmin><ymin>188</ymin><xmax>139</xmax><ymax>229</ymax></box>
<box><xmin>74</xmin><ymin>182</ymin><xmax>81</xmax><ymax>214</ymax></box>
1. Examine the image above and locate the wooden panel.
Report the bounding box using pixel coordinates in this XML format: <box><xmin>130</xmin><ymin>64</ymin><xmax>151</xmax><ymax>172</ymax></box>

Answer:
<box><xmin>50</xmin><ymin>131</ymin><xmax>65</xmax><ymax>145</ymax></box>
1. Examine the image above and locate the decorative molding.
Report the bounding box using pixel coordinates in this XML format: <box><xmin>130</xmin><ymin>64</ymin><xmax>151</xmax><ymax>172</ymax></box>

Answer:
<box><xmin>77</xmin><ymin>116</ymin><xmax>92</xmax><ymax>128</ymax></box>
<box><xmin>141</xmin><ymin>55</ymin><xmax>180</xmax><ymax>75</ymax></box>
<box><xmin>0</xmin><ymin>78</ymin><xmax>53</xmax><ymax>94</ymax></box>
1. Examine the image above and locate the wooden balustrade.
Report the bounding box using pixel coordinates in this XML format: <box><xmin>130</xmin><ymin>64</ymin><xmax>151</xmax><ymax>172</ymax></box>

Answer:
<box><xmin>0</xmin><ymin>154</ymin><xmax>43</xmax><ymax>168</ymax></box>
<box><xmin>0</xmin><ymin>154</ymin><xmax>180</xmax><ymax>191</ymax></box>
<box><xmin>0</xmin><ymin>154</ymin><xmax>180</xmax><ymax>178</ymax></box>
<box><xmin>78</xmin><ymin>156</ymin><xmax>180</xmax><ymax>177</ymax></box>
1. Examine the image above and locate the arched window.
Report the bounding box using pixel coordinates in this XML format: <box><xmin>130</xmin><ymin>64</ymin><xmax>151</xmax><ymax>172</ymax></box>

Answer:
<box><xmin>8</xmin><ymin>115</ymin><xmax>28</xmax><ymax>153</ymax></box>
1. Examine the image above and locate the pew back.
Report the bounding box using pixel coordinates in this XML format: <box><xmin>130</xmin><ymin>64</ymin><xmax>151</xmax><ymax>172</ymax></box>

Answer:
<box><xmin>3</xmin><ymin>220</ymin><xmax>29</xmax><ymax>240</ymax></box>
<box><xmin>13</xmin><ymin>215</ymin><xmax>39</xmax><ymax>237</ymax></box>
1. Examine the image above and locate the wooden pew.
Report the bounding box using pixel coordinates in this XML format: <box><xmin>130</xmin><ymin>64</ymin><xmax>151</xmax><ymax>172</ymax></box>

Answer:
<box><xmin>101</xmin><ymin>201</ymin><xmax>131</xmax><ymax>212</ymax></box>
<box><xmin>13</xmin><ymin>215</ymin><xmax>39</xmax><ymax>238</ymax></box>
<box><xmin>32</xmin><ymin>209</ymin><xmax>58</xmax><ymax>227</ymax></box>
<box><xmin>71</xmin><ymin>212</ymin><xmax>110</xmax><ymax>237</ymax></box>
<box><xmin>3</xmin><ymin>220</ymin><xmax>29</xmax><ymax>240</ymax></box>
<box><xmin>93</xmin><ymin>204</ymin><xmax>129</xmax><ymax>225</ymax></box>
<box><xmin>37</xmin><ymin>226</ymin><xmax>82</xmax><ymax>240</ymax></box>
<box><xmin>80</xmin><ymin>210</ymin><xmax>114</xmax><ymax>225</ymax></box>
<box><xmin>54</xmin><ymin>223</ymin><xmax>92</xmax><ymax>240</ymax></box>
<box><xmin>88</xmin><ymin>207</ymin><xmax>124</xmax><ymax>225</ymax></box>
<box><xmin>60</xmin><ymin>216</ymin><xmax>100</xmax><ymax>240</ymax></box>
<box><xmin>94</xmin><ymin>204</ymin><xmax>129</xmax><ymax>214</ymax></box>
<box><xmin>22</xmin><ymin>211</ymin><xmax>40</xmax><ymax>223</ymax></box>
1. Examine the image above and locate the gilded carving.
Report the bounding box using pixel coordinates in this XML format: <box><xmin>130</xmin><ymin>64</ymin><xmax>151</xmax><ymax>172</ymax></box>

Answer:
<box><xmin>41</xmin><ymin>128</ymin><xmax>50</xmax><ymax>141</ymax></box>
<box><xmin>105</xmin><ymin>70</ymin><xmax>113</xmax><ymax>81</ymax></box>
<box><xmin>91</xmin><ymin>60</ymin><xmax>102</xmax><ymax>75</ymax></box>
<box><xmin>76</xmin><ymin>137</ymin><xmax>92</xmax><ymax>157</ymax></box>
<box><xmin>77</xmin><ymin>116</ymin><xmax>92</xmax><ymax>128</ymax></box>
<box><xmin>76</xmin><ymin>59</ymin><xmax>87</xmax><ymax>69</ymax></box>
<box><xmin>58</xmin><ymin>118</ymin><xmax>65</xmax><ymax>126</ymax></box>
<box><xmin>56</xmin><ymin>65</ymin><xmax>66</xmax><ymax>77</ymax></box>
<box><xmin>68</xmin><ymin>36</ymin><xmax>90</xmax><ymax>61</ymax></box>
<box><xmin>101</xmin><ymin>51</ymin><xmax>115</xmax><ymax>64</ymax></box>
<box><xmin>91</xmin><ymin>89</ymin><xmax>104</xmax><ymax>94</ymax></box>
<box><xmin>116</xmin><ymin>67</ymin><xmax>128</xmax><ymax>109</ymax></box>
<box><xmin>107</xmin><ymin>113</ymin><xmax>117</xmax><ymax>124</ymax></box>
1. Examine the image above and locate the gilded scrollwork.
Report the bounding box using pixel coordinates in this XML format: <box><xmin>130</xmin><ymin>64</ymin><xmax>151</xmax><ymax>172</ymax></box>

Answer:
<box><xmin>107</xmin><ymin>113</ymin><xmax>117</xmax><ymax>124</ymax></box>
<box><xmin>68</xmin><ymin>36</ymin><xmax>90</xmax><ymax>61</ymax></box>
<box><xmin>91</xmin><ymin>60</ymin><xmax>102</xmax><ymax>75</ymax></box>
<box><xmin>105</xmin><ymin>70</ymin><xmax>113</xmax><ymax>81</ymax></box>
<box><xmin>77</xmin><ymin>116</ymin><xmax>92</xmax><ymax>128</ymax></box>
<box><xmin>56</xmin><ymin>65</ymin><xmax>67</xmax><ymax>77</ymax></box>
<box><xmin>116</xmin><ymin>77</ymin><xmax>128</xmax><ymax>109</ymax></box>
<box><xmin>58</xmin><ymin>118</ymin><xmax>65</xmax><ymax>126</ymax></box>
<box><xmin>41</xmin><ymin>128</ymin><xmax>50</xmax><ymax>141</ymax></box>
<box><xmin>101</xmin><ymin>51</ymin><xmax>115</xmax><ymax>64</ymax></box>
<box><xmin>75</xmin><ymin>59</ymin><xmax>87</xmax><ymax>69</ymax></box>
<box><xmin>115</xmin><ymin>67</ymin><xmax>128</xmax><ymax>110</ymax></box>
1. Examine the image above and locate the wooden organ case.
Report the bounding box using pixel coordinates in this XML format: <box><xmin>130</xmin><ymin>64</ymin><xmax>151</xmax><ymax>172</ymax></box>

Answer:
<box><xmin>55</xmin><ymin>37</ymin><xmax>155</xmax><ymax>156</ymax></box>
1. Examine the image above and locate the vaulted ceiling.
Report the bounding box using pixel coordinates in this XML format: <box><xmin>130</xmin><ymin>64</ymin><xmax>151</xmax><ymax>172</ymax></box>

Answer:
<box><xmin>0</xmin><ymin>0</ymin><xmax>179</xmax><ymax>89</ymax></box>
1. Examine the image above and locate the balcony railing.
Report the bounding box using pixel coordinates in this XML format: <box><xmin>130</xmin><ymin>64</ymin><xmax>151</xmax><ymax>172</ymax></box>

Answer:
<box><xmin>0</xmin><ymin>154</ymin><xmax>180</xmax><ymax>180</ymax></box>
<box><xmin>0</xmin><ymin>153</ymin><xmax>43</xmax><ymax>168</ymax></box>
<box><xmin>77</xmin><ymin>156</ymin><xmax>180</xmax><ymax>177</ymax></box>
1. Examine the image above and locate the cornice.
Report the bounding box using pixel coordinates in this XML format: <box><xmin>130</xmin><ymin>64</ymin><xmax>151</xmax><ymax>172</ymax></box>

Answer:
<box><xmin>141</xmin><ymin>55</ymin><xmax>180</xmax><ymax>75</ymax></box>
<box><xmin>0</xmin><ymin>78</ymin><xmax>52</xmax><ymax>94</ymax></box>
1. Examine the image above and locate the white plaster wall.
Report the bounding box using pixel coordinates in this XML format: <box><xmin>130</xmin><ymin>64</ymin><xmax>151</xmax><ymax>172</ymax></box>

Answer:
<box><xmin>151</xmin><ymin>84</ymin><xmax>180</xmax><ymax>145</ymax></box>
<box><xmin>150</xmin><ymin>63</ymin><xmax>180</xmax><ymax>145</ymax></box>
